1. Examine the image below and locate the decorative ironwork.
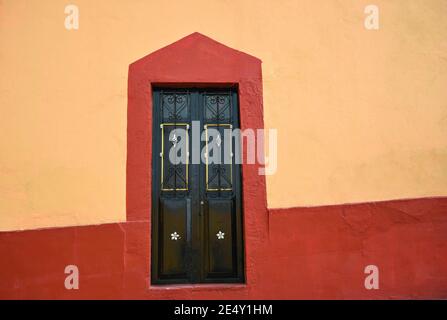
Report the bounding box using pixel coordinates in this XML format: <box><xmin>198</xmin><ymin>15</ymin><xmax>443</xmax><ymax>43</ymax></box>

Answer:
<box><xmin>205</xmin><ymin>124</ymin><xmax>232</xmax><ymax>191</ymax></box>
<box><xmin>160</xmin><ymin>123</ymin><xmax>189</xmax><ymax>191</ymax></box>
<box><xmin>161</xmin><ymin>92</ymin><xmax>190</xmax><ymax>122</ymax></box>
<box><xmin>204</xmin><ymin>94</ymin><xmax>231</xmax><ymax>123</ymax></box>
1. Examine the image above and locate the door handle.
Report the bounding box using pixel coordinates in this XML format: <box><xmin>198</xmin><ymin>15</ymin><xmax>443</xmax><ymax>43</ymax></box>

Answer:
<box><xmin>199</xmin><ymin>200</ymin><xmax>204</xmax><ymax>217</ymax></box>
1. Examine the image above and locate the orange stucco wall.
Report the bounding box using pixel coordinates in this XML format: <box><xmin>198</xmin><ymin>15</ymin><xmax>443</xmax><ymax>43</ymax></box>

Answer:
<box><xmin>1</xmin><ymin>0</ymin><xmax>447</xmax><ymax>231</ymax></box>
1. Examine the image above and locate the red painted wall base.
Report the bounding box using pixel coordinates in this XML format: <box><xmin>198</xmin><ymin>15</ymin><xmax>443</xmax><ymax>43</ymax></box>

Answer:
<box><xmin>1</xmin><ymin>197</ymin><xmax>446</xmax><ymax>299</ymax></box>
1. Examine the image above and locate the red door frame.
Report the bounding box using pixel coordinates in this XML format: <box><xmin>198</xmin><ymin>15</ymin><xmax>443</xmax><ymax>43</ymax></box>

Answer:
<box><xmin>127</xmin><ymin>32</ymin><xmax>268</xmax><ymax>288</ymax></box>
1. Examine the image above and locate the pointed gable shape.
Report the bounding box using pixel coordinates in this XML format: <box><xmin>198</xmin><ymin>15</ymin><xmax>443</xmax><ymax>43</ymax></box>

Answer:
<box><xmin>127</xmin><ymin>32</ymin><xmax>265</xmax><ymax>221</ymax></box>
<box><xmin>129</xmin><ymin>32</ymin><xmax>261</xmax><ymax>82</ymax></box>
<box><xmin>127</xmin><ymin>34</ymin><xmax>267</xmax><ymax>289</ymax></box>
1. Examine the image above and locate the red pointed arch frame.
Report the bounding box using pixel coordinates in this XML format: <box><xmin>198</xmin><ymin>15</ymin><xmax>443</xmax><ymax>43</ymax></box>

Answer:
<box><xmin>127</xmin><ymin>33</ymin><xmax>268</xmax><ymax>288</ymax></box>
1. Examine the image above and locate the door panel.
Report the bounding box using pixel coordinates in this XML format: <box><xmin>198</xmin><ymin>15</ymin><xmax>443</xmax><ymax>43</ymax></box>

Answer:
<box><xmin>152</xmin><ymin>88</ymin><xmax>244</xmax><ymax>284</ymax></box>
<box><xmin>159</xmin><ymin>198</ymin><xmax>188</xmax><ymax>279</ymax></box>
<box><xmin>204</xmin><ymin>198</ymin><xmax>236</xmax><ymax>278</ymax></box>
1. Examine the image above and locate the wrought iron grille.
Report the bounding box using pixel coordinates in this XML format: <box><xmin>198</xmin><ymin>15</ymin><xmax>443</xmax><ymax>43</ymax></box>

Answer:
<box><xmin>160</xmin><ymin>91</ymin><xmax>190</xmax><ymax>191</ymax></box>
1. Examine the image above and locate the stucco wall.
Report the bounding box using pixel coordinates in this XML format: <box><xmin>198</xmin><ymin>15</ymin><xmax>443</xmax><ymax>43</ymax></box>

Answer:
<box><xmin>1</xmin><ymin>198</ymin><xmax>446</xmax><ymax>299</ymax></box>
<box><xmin>1</xmin><ymin>0</ymin><xmax>447</xmax><ymax>231</ymax></box>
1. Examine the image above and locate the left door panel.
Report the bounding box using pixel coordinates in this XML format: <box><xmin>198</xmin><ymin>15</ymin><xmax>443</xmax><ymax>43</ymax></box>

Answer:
<box><xmin>152</xmin><ymin>90</ymin><xmax>192</xmax><ymax>284</ymax></box>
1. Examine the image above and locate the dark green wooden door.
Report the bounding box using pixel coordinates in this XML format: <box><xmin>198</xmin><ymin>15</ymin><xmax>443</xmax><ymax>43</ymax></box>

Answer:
<box><xmin>151</xmin><ymin>88</ymin><xmax>244</xmax><ymax>284</ymax></box>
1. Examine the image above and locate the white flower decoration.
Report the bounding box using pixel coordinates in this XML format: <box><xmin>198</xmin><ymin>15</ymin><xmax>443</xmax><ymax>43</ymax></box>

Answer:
<box><xmin>171</xmin><ymin>232</ymin><xmax>180</xmax><ymax>241</ymax></box>
<box><xmin>216</xmin><ymin>231</ymin><xmax>225</xmax><ymax>240</ymax></box>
